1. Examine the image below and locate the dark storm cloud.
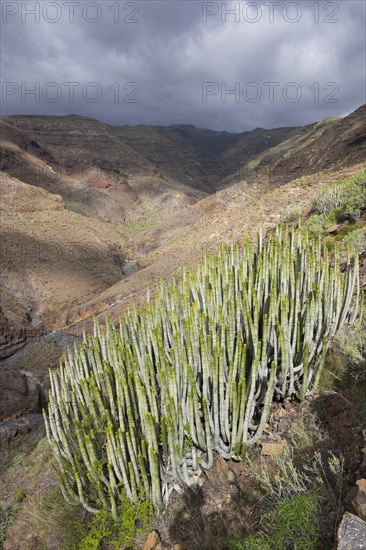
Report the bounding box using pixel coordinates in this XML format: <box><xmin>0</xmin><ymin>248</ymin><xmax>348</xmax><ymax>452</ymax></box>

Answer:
<box><xmin>1</xmin><ymin>0</ymin><xmax>365</xmax><ymax>131</ymax></box>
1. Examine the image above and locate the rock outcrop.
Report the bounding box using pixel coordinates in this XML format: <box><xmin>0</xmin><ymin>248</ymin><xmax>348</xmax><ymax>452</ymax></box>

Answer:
<box><xmin>0</xmin><ymin>370</ymin><xmax>45</xmax><ymax>422</ymax></box>
<box><xmin>142</xmin><ymin>530</ymin><xmax>162</xmax><ymax>550</ymax></box>
<box><xmin>0</xmin><ymin>287</ymin><xmax>36</xmax><ymax>360</ymax></box>
<box><xmin>352</xmin><ymin>479</ymin><xmax>366</xmax><ymax>523</ymax></box>
<box><xmin>337</xmin><ymin>512</ymin><xmax>366</xmax><ymax>549</ymax></box>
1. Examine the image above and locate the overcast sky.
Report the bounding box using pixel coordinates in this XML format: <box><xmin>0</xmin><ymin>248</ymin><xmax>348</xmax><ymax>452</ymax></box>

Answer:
<box><xmin>1</xmin><ymin>0</ymin><xmax>365</xmax><ymax>131</ymax></box>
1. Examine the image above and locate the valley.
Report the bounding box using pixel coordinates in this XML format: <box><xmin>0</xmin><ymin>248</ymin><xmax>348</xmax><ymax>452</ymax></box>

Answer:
<box><xmin>0</xmin><ymin>105</ymin><xmax>365</xmax><ymax>550</ymax></box>
<box><xmin>1</xmin><ymin>105</ymin><xmax>365</xmax><ymax>358</ymax></box>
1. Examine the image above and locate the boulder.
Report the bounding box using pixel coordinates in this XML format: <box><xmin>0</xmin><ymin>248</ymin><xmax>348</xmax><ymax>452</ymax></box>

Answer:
<box><xmin>0</xmin><ymin>287</ymin><xmax>37</xmax><ymax>360</ymax></box>
<box><xmin>0</xmin><ymin>417</ymin><xmax>31</xmax><ymax>449</ymax></box>
<box><xmin>326</xmin><ymin>224</ymin><xmax>340</xmax><ymax>234</ymax></box>
<box><xmin>353</xmin><ymin>479</ymin><xmax>366</xmax><ymax>522</ymax></box>
<box><xmin>0</xmin><ymin>370</ymin><xmax>42</xmax><ymax>422</ymax></box>
<box><xmin>216</xmin><ymin>458</ymin><xmax>235</xmax><ymax>484</ymax></box>
<box><xmin>337</xmin><ymin>512</ymin><xmax>366</xmax><ymax>549</ymax></box>
<box><xmin>4</xmin><ymin>518</ymin><xmax>39</xmax><ymax>550</ymax></box>
<box><xmin>142</xmin><ymin>530</ymin><xmax>162</xmax><ymax>550</ymax></box>
<box><xmin>261</xmin><ymin>441</ymin><xmax>285</xmax><ymax>456</ymax></box>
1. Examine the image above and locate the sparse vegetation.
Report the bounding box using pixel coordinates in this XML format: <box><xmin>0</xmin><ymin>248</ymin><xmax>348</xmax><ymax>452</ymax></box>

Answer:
<box><xmin>308</xmin><ymin>171</ymin><xmax>366</xmax><ymax>231</ymax></box>
<box><xmin>312</xmin><ymin>183</ymin><xmax>346</xmax><ymax>215</ymax></box>
<box><xmin>229</xmin><ymin>444</ymin><xmax>344</xmax><ymax>550</ymax></box>
<box><xmin>312</xmin><ymin>168</ymin><xmax>366</xmax><ymax>218</ymax></box>
<box><xmin>279</xmin><ymin>204</ymin><xmax>301</xmax><ymax>223</ymax></box>
<box><xmin>10</xmin><ymin>453</ymin><xmax>27</xmax><ymax>468</ymax></box>
<box><xmin>0</xmin><ymin>501</ymin><xmax>15</xmax><ymax>548</ymax></box>
<box><xmin>343</xmin><ymin>226</ymin><xmax>366</xmax><ymax>255</ymax></box>
<box><xmin>305</xmin><ymin>169</ymin><xmax>366</xmax><ymax>261</ymax></box>
<box><xmin>305</xmin><ymin>213</ymin><xmax>325</xmax><ymax>235</ymax></box>
<box><xmin>265</xmin><ymin>491</ymin><xmax>321</xmax><ymax>550</ymax></box>
<box><xmin>326</xmin><ymin>314</ymin><xmax>366</xmax><ymax>387</ymax></box>
<box><xmin>228</xmin><ymin>492</ymin><xmax>322</xmax><ymax>550</ymax></box>
<box><xmin>27</xmin><ymin>485</ymin><xmax>153</xmax><ymax>550</ymax></box>
<box><xmin>28</xmin><ymin>486</ymin><xmax>87</xmax><ymax>550</ymax></box>
<box><xmin>249</xmin><ymin>445</ymin><xmax>343</xmax><ymax>505</ymax></box>
<box><xmin>228</xmin><ymin>532</ymin><xmax>271</xmax><ymax>550</ymax></box>
<box><xmin>14</xmin><ymin>488</ymin><xmax>26</xmax><ymax>504</ymax></box>
<box><xmin>117</xmin><ymin>217</ymin><xmax>159</xmax><ymax>239</ymax></box>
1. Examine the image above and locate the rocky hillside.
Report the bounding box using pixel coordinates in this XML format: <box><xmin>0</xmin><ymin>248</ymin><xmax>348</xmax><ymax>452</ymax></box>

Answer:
<box><xmin>0</xmin><ymin>105</ymin><xmax>365</xmax><ymax>367</ymax></box>
<box><xmin>222</xmin><ymin>104</ymin><xmax>366</xmax><ymax>187</ymax></box>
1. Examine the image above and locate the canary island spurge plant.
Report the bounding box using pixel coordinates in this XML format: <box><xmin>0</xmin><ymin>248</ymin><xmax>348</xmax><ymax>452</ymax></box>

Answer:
<box><xmin>44</xmin><ymin>226</ymin><xmax>361</xmax><ymax>517</ymax></box>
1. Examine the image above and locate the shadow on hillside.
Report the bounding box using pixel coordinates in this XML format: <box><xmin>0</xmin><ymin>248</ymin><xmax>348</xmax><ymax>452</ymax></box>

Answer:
<box><xmin>167</xmin><ymin>486</ymin><xmax>230</xmax><ymax>550</ymax></box>
<box><xmin>310</xmin><ymin>387</ymin><xmax>366</xmax><ymax>492</ymax></box>
<box><xmin>163</xmin><ymin>472</ymin><xmax>259</xmax><ymax>550</ymax></box>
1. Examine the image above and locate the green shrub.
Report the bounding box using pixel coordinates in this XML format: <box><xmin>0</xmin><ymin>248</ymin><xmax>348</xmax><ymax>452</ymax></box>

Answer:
<box><xmin>79</xmin><ymin>493</ymin><xmax>152</xmax><ymax>550</ymax></box>
<box><xmin>344</xmin><ymin>226</ymin><xmax>366</xmax><ymax>255</ymax></box>
<box><xmin>280</xmin><ymin>205</ymin><xmax>301</xmax><ymax>224</ymax></box>
<box><xmin>44</xmin><ymin>226</ymin><xmax>360</xmax><ymax>515</ymax></box>
<box><xmin>249</xmin><ymin>446</ymin><xmax>343</xmax><ymax>504</ymax></box>
<box><xmin>235</xmin><ymin>446</ymin><xmax>344</xmax><ymax>550</ymax></box>
<box><xmin>331</xmin><ymin>314</ymin><xmax>366</xmax><ymax>384</ymax></box>
<box><xmin>335</xmin><ymin>190</ymin><xmax>366</xmax><ymax>223</ymax></box>
<box><xmin>312</xmin><ymin>169</ymin><xmax>366</xmax><ymax>219</ymax></box>
<box><xmin>325</xmin><ymin>210</ymin><xmax>338</xmax><ymax>225</ymax></box>
<box><xmin>28</xmin><ymin>486</ymin><xmax>86</xmax><ymax>550</ymax></box>
<box><xmin>0</xmin><ymin>501</ymin><xmax>15</xmax><ymax>547</ymax></box>
<box><xmin>11</xmin><ymin>453</ymin><xmax>26</xmax><ymax>467</ymax></box>
<box><xmin>305</xmin><ymin>214</ymin><xmax>326</xmax><ymax>235</ymax></box>
<box><xmin>336</xmin><ymin>222</ymin><xmax>364</xmax><ymax>238</ymax></box>
<box><xmin>228</xmin><ymin>492</ymin><xmax>322</xmax><ymax>550</ymax></box>
<box><xmin>336</xmin><ymin>204</ymin><xmax>362</xmax><ymax>223</ymax></box>
<box><xmin>312</xmin><ymin>184</ymin><xmax>346</xmax><ymax>215</ymax></box>
<box><xmin>228</xmin><ymin>532</ymin><xmax>270</xmax><ymax>550</ymax></box>
<box><xmin>344</xmin><ymin>169</ymin><xmax>366</xmax><ymax>185</ymax></box>
<box><xmin>265</xmin><ymin>491</ymin><xmax>321</xmax><ymax>550</ymax></box>
<box><xmin>15</xmin><ymin>488</ymin><xmax>26</xmax><ymax>504</ymax></box>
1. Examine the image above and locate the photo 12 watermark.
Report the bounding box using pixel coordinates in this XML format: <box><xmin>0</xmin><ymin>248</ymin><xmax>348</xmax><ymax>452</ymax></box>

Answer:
<box><xmin>201</xmin><ymin>160</ymin><xmax>245</xmax><ymax>184</ymax></box>
<box><xmin>202</xmin><ymin>2</ymin><xmax>339</xmax><ymax>24</ymax></box>
<box><xmin>200</xmin><ymin>160</ymin><xmax>323</xmax><ymax>187</ymax></box>
<box><xmin>0</xmin><ymin>159</ymin><xmax>140</xmax><ymax>186</ymax></box>
<box><xmin>1</xmin><ymin>81</ymin><xmax>140</xmax><ymax>104</ymax></box>
<box><xmin>1</xmin><ymin>1</ymin><xmax>140</xmax><ymax>24</ymax></box>
<box><xmin>0</xmin><ymin>240</ymin><xmax>126</xmax><ymax>266</ymax></box>
<box><xmin>202</xmin><ymin>81</ymin><xmax>339</xmax><ymax>104</ymax></box>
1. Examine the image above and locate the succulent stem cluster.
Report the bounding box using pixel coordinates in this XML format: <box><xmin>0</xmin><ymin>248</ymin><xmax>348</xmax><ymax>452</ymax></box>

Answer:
<box><xmin>44</xmin><ymin>226</ymin><xmax>360</xmax><ymax>515</ymax></box>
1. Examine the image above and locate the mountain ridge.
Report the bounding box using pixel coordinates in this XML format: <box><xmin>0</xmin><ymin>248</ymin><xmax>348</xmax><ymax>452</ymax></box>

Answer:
<box><xmin>0</xmin><ymin>104</ymin><xmax>365</xmax><ymax>362</ymax></box>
